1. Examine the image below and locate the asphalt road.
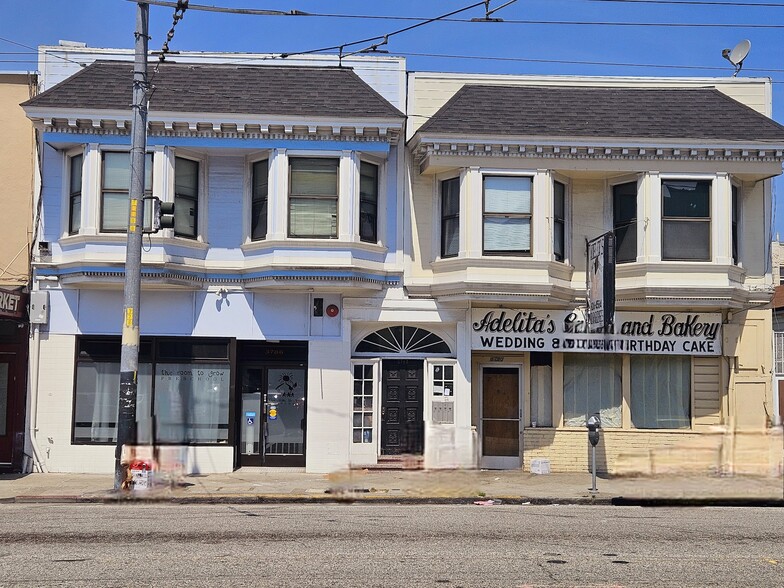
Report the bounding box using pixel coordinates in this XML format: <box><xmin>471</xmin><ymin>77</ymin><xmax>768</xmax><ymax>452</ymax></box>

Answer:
<box><xmin>0</xmin><ymin>503</ymin><xmax>782</xmax><ymax>587</ymax></box>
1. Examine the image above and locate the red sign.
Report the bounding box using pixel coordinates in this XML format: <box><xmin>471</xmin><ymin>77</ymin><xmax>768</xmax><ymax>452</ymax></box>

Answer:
<box><xmin>0</xmin><ymin>287</ymin><xmax>26</xmax><ymax>320</ymax></box>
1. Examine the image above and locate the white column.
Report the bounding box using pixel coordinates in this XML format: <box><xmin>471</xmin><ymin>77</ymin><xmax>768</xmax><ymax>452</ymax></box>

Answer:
<box><xmin>644</xmin><ymin>172</ymin><xmax>662</xmax><ymax>263</ymax></box>
<box><xmin>340</xmin><ymin>151</ymin><xmax>357</xmax><ymax>241</ymax></box>
<box><xmin>714</xmin><ymin>173</ymin><xmax>732</xmax><ymax>265</ymax></box>
<box><xmin>267</xmin><ymin>148</ymin><xmax>287</xmax><ymax>240</ymax></box>
<box><xmin>81</xmin><ymin>143</ymin><xmax>101</xmax><ymax>235</ymax></box>
<box><xmin>455</xmin><ymin>316</ymin><xmax>476</xmax><ymax>467</ymax></box>
<box><xmin>533</xmin><ymin>169</ymin><xmax>551</xmax><ymax>262</ymax></box>
<box><xmin>463</xmin><ymin>167</ymin><xmax>481</xmax><ymax>257</ymax></box>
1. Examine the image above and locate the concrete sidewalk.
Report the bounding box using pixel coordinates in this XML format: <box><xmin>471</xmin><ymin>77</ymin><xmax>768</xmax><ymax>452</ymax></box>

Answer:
<box><xmin>1</xmin><ymin>469</ymin><xmax>783</xmax><ymax>505</ymax></box>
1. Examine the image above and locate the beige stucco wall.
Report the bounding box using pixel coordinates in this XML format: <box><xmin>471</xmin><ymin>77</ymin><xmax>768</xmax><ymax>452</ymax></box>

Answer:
<box><xmin>0</xmin><ymin>73</ymin><xmax>35</xmax><ymax>288</ymax></box>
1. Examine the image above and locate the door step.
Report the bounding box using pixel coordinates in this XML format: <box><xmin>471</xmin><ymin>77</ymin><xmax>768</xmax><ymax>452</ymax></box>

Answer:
<box><xmin>360</xmin><ymin>455</ymin><xmax>424</xmax><ymax>471</ymax></box>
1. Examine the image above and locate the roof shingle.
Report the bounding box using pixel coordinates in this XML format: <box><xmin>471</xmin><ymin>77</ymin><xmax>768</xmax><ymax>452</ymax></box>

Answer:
<box><xmin>417</xmin><ymin>84</ymin><xmax>784</xmax><ymax>142</ymax></box>
<box><xmin>23</xmin><ymin>61</ymin><xmax>404</xmax><ymax>119</ymax></box>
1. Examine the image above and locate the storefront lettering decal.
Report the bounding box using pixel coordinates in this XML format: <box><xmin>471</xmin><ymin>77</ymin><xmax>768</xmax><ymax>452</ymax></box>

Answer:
<box><xmin>471</xmin><ymin>309</ymin><xmax>722</xmax><ymax>356</ymax></box>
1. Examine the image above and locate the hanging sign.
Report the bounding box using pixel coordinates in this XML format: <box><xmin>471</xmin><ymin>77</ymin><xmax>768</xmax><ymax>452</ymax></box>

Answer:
<box><xmin>587</xmin><ymin>232</ymin><xmax>615</xmax><ymax>332</ymax></box>
<box><xmin>471</xmin><ymin>309</ymin><xmax>722</xmax><ymax>356</ymax></box>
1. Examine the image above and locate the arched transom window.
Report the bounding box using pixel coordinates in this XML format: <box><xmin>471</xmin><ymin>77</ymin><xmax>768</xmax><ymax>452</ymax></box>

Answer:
<box><xmin>355</xmin><ymin>326</ymin><xmax>451</xmax><ymax>355</ymax></box>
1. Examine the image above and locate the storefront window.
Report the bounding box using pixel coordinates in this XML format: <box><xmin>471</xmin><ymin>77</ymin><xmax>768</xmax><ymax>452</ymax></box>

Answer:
<box><xmin>530</xmin><ymin>352</ymin><xmax>552</xmax><ymax>427</ymax></box>
<box><xmin>563</xmin><ymin>353</ymin><xmax>622</xmax><ymax>427</ymax></box>
<box><xmin>631</xmin><ymin>355</ymin><xmax>690</xmax><ymax>429</ymax></box>
<box><xmin>154</xmin><ymin>363</ymin><xmax>230</xmax><ymax>444</ymax></box>
<box><xmin>72</xmin><ymin>337</ymin><xmax>229</xmax><ymax>445</ymax></box>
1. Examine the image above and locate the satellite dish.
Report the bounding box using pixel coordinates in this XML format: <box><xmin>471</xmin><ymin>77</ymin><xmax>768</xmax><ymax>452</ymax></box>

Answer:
<box><xmin>722</xmin><ymin>40</ymin><xmax>751</xmax><ymax>76</ymax></box>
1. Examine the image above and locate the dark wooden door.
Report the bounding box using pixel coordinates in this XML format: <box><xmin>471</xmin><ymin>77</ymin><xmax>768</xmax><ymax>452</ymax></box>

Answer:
<box><xmin>381</xmin><ymin>359</ymin><xmax>423</xmax><ymax>455</ymax></box>
<box><xmin>0</xmin><ymin>352</ymin><xmax>23</xmax><ymax>469</ymax></box>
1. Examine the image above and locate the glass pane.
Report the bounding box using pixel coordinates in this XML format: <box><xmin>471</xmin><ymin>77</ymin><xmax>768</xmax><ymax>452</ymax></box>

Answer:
<box><xmin>359</xmin><ymin>200</ymin><xmax>377</xmax><ymax>243</ymax></box>
<box><xmin>241</xmin><ymin>392</ymin><xmax>262</xmax><ymax>455</ymax></box>
<box><xmin>174</xmin><ymin>196</ymin><xmax>197</xmax><ymax>238</ymax></box>
<box><xmin>615</xmin><ymin>222</ymin><xmax>637</xmax><ymax>264</ymax></box>
<box><xmin>353</xmin><ymin>413</ymin><xmax>362</xmax><ymax>427</ymax></box>
<box><xmin>530</xmin><ymin>364</ymin><xmax>553</xmax><ymax>427</ymax></box>
<box><xmin>360</xmin><ymin>162</ymin><xmax>378</xmax><ymax>202</ymax></box>
<box><xmin>70</xmin><ymin>195</ymin><xmax>81</xmax><ymax>234</ymax></box>
<box><xmin>363</xmin><ymin>413</ymin><xmax>373</xmax><ymax>427</ymax></box>
<box><xmin>662</xmin><ymin>180</ymin><xmax>710</xmax><ymax>218</ymax></box>
<box><xmin>353</xmin><ymin>365</ymin><xmax>364</xmax><ymax>379</ymax></box>
<box><xmin>484</xmin><ymin>176</ymin><xmax>531</xmax><ymax>214</ymax></box>
<box><xmin>662</xmin><ymin>220</ymin><xmax>710</xmax><ymax>261</ymax></box>
<box><xmin>442</xmin><ymin>217</ymin><xmax>459</xmax><ymax>257</ymax></box>
<box><xmin>484</xmin><ymin>217</ymin><xmax>530</xmax><ymax>253</ymax></box>
<box><xmin>631</xmin><ymin>355</ymin><xmax>690</xmax><ymax>429</ymax></box>
<box><xmin>613</xmin><ymin>182</ymin><xmax>637</xmax><ymax>224</ymax></box>
<box><xmin>175</xmin><ymin>157</ymin><xmax>198</xmax><ymax>197</ymax></box>
<box><xmin>253</xmin><ymin>160</ymin><xmax>269</xmax><ymax>195</ymax></box>
<box><xmin>251</xmin><ymin>198</ymin><xmax>268</xmax><ymax>241</ymax></box>
<box><xmin>563</xmin><ymin>353</ymin><xmax>622</xmax><ymax>427</ymax></box>
<box><xmin>70</xmin><ymin>154</ymin><xmax>83</xmax><ymax>193</ymax></box>
<box><xmin>553</xmin><ymin>181</ymin><xmax>565</xmax><ymax>218</ymax></box>
<box><xmin>482</xmin><ymin>420</ymin><xmax>519</xmax><ymax>457</ymax></box>
<box><xmin>363</xmin><ymin>397</ymin><xmax>373</xmax><ymax>409</ymax></box>
<box><xmin>103</xmin><ymin>152</ymin><xmax>152</xmax><ymax>190</ymax></box>
<box><xmin>289</xmin><ymin>197</ymin><xmax>337</xmax><ymax>238</ymax></box>
<box><xmin>154</xmin><ymin>363</ymin><xmax>230</xmax><ymax>443</ymax></box>
<box><xmin>441</xmin><ymin>177</ymin><xmax>460</xmax><ymax>216</ymax></box>
<box><xmin>266</xmin><ymin>368</ymin><xmax>306</xmax><ymax>455</ymax></box>
<box><xmin>353</xmin><ymin>397</ymin><xmax>362</xmax><ymax>410</ymax></box>
<box><xmin>102</xmin><ymin>192</ymin><xmax>130</xmax><ymax>231</ymax></box>
<box><xmin>554</xmin><ymin>220</ymin><xmax>564</xmax><ymax>261</ymax></box>
<box><xmin>353</xmin><ymin>429</ymin><xmax>362</xmax><ymax>443</ymax></box>
<box><xmin>290</xmin><ymin>158</ymin><xmax>338</xmax><ymax>196</ymax></box>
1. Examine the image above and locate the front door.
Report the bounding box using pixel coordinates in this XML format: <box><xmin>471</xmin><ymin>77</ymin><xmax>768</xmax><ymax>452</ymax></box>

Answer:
<box><xmin>481</xmin><ymin>366</ymin><xmax>522</xmax><ymax>469</ymax></box>
<box><xmin>381</xmin><ymin>359</ymin><xmax>424</xmax><ymax>455</ymax></box>
<box><xmin>0</xmin><ymin>356</ymin><xmax>13</xmax><ymax>467</ymax></box>
<box><xmin>238</xmin><ymin>366</ymin><xmax>306</xmax><ymax>467</ymax></box>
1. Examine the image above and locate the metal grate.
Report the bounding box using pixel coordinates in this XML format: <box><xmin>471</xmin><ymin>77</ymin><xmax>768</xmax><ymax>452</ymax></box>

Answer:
<box><xmin>775</xmin><ymin>332</ymin><xmax>784</xmax><ymax>376</ymax></box>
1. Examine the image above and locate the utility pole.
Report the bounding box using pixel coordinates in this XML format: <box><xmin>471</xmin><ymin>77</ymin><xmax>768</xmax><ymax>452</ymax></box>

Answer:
<box><xmin>115</xmin><ymin>1</ymin><xmax>150</xmax><ymax>491</ymax></box>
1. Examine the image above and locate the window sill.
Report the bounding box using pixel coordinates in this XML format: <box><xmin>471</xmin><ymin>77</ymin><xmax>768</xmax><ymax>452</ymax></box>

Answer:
<box><xmin>59</xmin><ymin>233</ymin><xmax>210</xmax><ymax>250</ymax></box>
<box><xmin>241</xmin><ymin>238</ymin><xmax>388</xmax><ymax>254</ymax></box>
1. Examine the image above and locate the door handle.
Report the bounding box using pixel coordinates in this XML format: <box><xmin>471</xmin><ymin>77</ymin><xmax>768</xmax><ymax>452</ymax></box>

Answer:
<box><xmin>381</xmin><ymin>407</ymin><xmax>386</xmax><ymax>420</ymax></box>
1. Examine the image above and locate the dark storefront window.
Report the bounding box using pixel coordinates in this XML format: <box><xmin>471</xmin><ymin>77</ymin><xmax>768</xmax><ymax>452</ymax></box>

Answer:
<box><xmin>72</xmin><ymin>337</ymin><xmax>230</xmax><ymax>445</ymax></box>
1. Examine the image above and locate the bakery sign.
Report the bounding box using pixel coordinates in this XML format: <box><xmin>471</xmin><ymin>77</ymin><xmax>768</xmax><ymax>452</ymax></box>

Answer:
<box><xmin>471</xmin><ymin>309</ymin><xmax>722</xmax><ymax>356</ymax></box>
<box><xmin>0</xmin><ymin>287</ymin><xmax>25</xmax><ymax>320</ymax></box>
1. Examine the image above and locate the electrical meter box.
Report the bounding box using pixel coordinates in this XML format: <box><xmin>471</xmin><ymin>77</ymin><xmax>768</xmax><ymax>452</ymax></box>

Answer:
<box><xmin>29</xmin><ymin>290</ymin><xmax>49</xmax><ymax>324</ymax></box>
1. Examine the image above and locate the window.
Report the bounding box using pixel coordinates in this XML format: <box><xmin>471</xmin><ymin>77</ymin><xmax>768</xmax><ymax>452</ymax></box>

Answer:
<box><xmin>529</xmin><ymin>352</ymin><xmax>552</xmax><ymax>427</ymax></box>
<box><xmin>563</xmin><ymin>353</ymin><xmax>621</xmax><ymax>427</ymax></box>
<box><xmin>251</xmin><ymin>159</ymin><xmax>268</xmax><ymax>241</ymax></box>
<box><xmin>101</xmin><ymin>152</ymin><xmax>153</xmax><ymax>232</ymax></box>
<box><xmin>661</xmin><ymin>180</ymin><xmax>711</xmax><ymax>261</ymax></box>
<box><xmin>553</xmin><ymin>181</ymin><xmax>566</xmax><ymax>262</ymax></box>
<box><xmin>732</xmin><ymin>184</ymin><xmax>739</xmax><ymax>264</ymax></box>
<box><xmin>613</xmin><ymin>181</ymin><xmax>637</xmax><ymax>264</ymax></box>
<box><xmin>288</xmin><ymin>157</ymin><xmax>339</xmax><ymax>238</ymax></box>
<box><xmin>483</xmin><ymin>176</ymin><xmax>532</xmax><ymax>255</ymax></box>
<box><xmin>352</xmin><ymin>364</ymin><xmax>374</xmax><ymax>443</ymax></box>
<box><xmin>72</xmin><ymin>337</ymin><xmax>230</xmax><ymax>445</ymax></box>
<box><xmin>174</xmin><ymin>157</ymin><xmax>198</xmax><ymax>238</ymax></box>
<box><xmin>68</xmin><ymin>154</ymin><xmax>83</xmax><ymax>235</ymax></box>
<box><xmin>440</xmin><ymin>177</ymin><xmax>460</xmax><ymax>258</ymax></box>
<box><xmin>359</xmin><ymin>161</ymin><xmax>379</xmax><ymax>243</ymax></box>
<box><xmin>631</xmin><ymin>355</ymin><xmax>690</xmax><ymax>429</ymax></box>
<box><xmin>432</xmin><ymin>364</ymin><xmax>454</xmax><ymax>397</ymax></box>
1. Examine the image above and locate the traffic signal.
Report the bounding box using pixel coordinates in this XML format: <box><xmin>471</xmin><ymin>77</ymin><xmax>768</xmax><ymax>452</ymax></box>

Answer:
<box><xmin>144</xmin><ymin>197</ymin><xmax>175</xmax><ymax>233</ymax></box>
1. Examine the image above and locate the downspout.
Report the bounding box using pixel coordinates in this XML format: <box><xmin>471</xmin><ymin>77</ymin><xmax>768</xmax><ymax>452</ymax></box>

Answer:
<box><xmin>28</xmin><ymin>318</ymin><xmax>47</xmax><ymax>472</ymax></box>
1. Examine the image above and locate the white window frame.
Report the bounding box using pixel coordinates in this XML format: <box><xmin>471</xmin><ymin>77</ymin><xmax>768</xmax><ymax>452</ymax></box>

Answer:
<box><xmin>61</xmin><ymin>146</ymin><xmax>86</xmax><ymax>238</ymax></box>
<box><xmin>350</xmin><ymin>359</ymin><xmax>381</xmax><ymax>459</ymax></box>
<box><xmin>169</xmin><ymin>148</ymin><xmax>207</xmax><ymax>242</ymax></box>
<box><xmin>551</xmin><ymin>173</ymin><xmax>571</xmax><ymax>265</ymax></box>
<box><xmin>245</xmin><ymin>152</ymin><xmax>272</xmax><ymax>243</ymax></box>
<box><xmin>286</xmin><ymin>152</ymin><xmax>342</xmax><ymax>240</ymax></box>
<box><xmin>357</xmin><ymin>153</ymin><xmax>386</xmax><ymax>246</ymax></box>
<box><xmin>658</xmin><ymin>173</ymin><xmax>717</xmax><ymax>263</ymax></box>
<box><xmin>609</xmin><ymin>174</ymin><xmax>642</xmax><ymax>265</ymax></box>
<box><xmin>433</xmin><ymin>171</ymin><xmax>462</xmax><ymax>261</ymax></box>
<box><xmin>425</xmin><ymin>359</ymin><xmax>458</xmax><ymax>424</ymax></box>
<box><xmin>95</xmin><ymin>146</ymin><xmax>158</xmax><ymax>235</ymax></box>
<box><xmin>731</xmin><ymin>177</ymin><xmax>743</xmax><ymax>267</ymax></box>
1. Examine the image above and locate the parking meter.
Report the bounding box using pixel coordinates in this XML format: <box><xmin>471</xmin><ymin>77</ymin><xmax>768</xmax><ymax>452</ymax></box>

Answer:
<box><xmin>587</xmin><ymin>415</ymin><xmax>601</xmax><ymax>447</ymax></box>
<box><xmin>586</xmin><ymin>414</ymin><xmax>601</xmax><ymax>493</ymax></box>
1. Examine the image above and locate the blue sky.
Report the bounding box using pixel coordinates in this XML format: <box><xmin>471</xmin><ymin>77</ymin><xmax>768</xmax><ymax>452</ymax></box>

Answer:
<box><xmin>3</xmin><ymin>0</ymin><xmax>784</xmax><ymax>234</ymax></box>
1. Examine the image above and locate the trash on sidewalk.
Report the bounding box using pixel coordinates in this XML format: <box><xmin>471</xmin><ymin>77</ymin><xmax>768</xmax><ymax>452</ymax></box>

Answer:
<box><xmin>530</xmin><ymin>459</ymin><xmax>551</xmax><ymax>475</ymax></box>
<box><xmin>473</xmin><ymin>499</ymin><xmax>502</xmax><ymax>505</ymax></box>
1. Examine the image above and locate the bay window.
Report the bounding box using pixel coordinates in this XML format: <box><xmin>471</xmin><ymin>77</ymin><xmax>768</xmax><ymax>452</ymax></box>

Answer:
<box><xmin>68</xmin><ymin>153</ymin><xmax>83</xmax><ymax>235</ymax></box>
<box><xmin>359</xmin><ymin>161</ymin><xmax>379</xmax><ymax>243</ymax></box>
<box><xmin>440</xmin><ymin>177</ymin><xmax>460</xmax><ymax>258</ymax></box>
<box><xmin>100</xmin><ymin>151</ymin><xmax>153</xmax><ymax>233</ymax></box>
<box><xmin>251</xmin><ymin>159</ymin><xmax>269</xmax><ymax>241</ymax></box>
<box><xmin>613</xmin><ymin>181</ymin><xmax>637</xmax><ymax>264</ymax></box>
<box><xmin>288</xmin><ymin>157</ymin><xmax>339</xmax><ymax>238</ymax></box>
<box><xmin>553</xmin><ymin>181</ymin><xmax>566</xmax><ymax>262</ymax></box>
<box><xmin>174</xmin><ymin>156</ymin><xmax>199</xmax><ymax>238</ymax></box>
<box><xmin>483</xmin><ymin>176</ymin><xmax>532</xmax><ymax>256</ymax></box>
<box><xmin>661</xmin><ymin>179</ymin><xmax>711</xmax><ymax>261</ymax></box>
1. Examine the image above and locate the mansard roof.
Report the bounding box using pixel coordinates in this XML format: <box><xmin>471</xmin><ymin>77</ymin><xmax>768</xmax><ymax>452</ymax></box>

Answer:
<box><xmin>23</xmin><ymin>60</ymin><xmax>404</xmax><ymax>120</ymax></box>
<box><xmin>416</xmin><ymin>84</ymin><xmax>784</xmax><ymax>143</ymax></box>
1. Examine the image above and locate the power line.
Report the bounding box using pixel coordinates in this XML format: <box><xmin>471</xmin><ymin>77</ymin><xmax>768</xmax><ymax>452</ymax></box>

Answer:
<box><xmin>583</xmin><ymin>0</ymin><xmax>784</xmax><ymax>7</ymax></box>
